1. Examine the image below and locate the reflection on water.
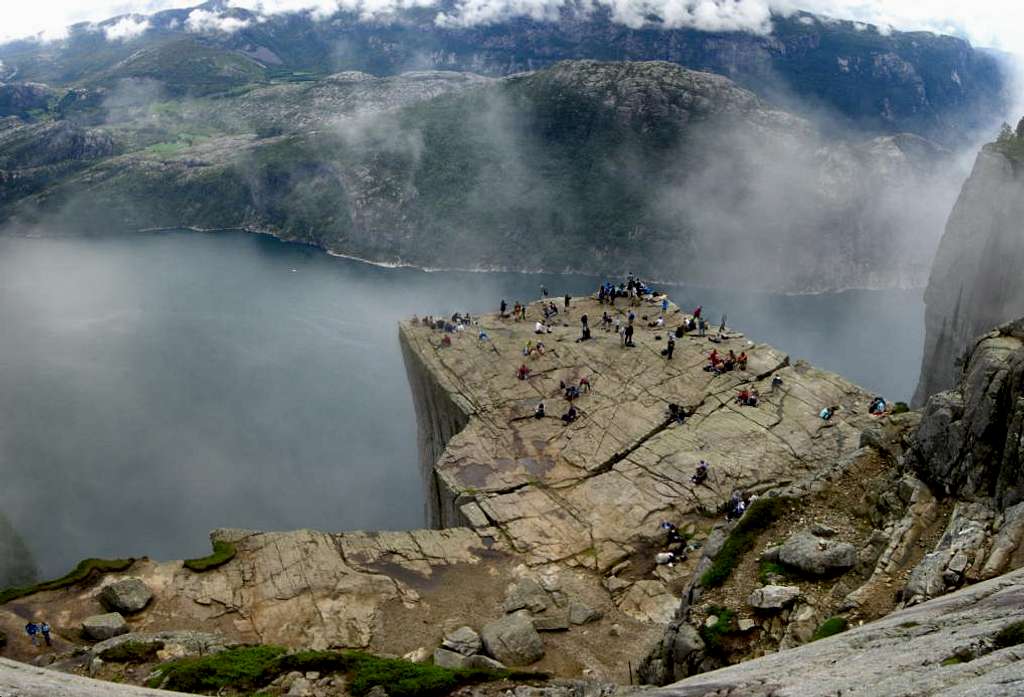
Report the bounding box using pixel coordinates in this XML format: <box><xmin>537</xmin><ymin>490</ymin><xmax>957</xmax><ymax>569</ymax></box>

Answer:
<box><xmin>0</xmin><ymin>231</ymin><xmax>923</xmax><ymax>577</ymax></box>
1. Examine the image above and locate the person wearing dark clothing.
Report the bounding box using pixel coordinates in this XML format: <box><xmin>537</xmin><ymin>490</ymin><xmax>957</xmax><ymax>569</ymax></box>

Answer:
<box><xmin>691</xmin><ymin>460</ymin><xmax>709</xmax><ymax>485</ymax></box>
<box><xmin>668</xmin><ymin>403</ymin><xmax>685</xmax><ymax>424</ymax></box>
<box><xmin>25</xmin><ymin>622</ymin><xmax>39</xmax><ymax>646</ymax></box>
<box><xmin>534</xmin><ymin>402</ymin><xmax>545</xmax><ymax>419</ymax></box>
<box><xmin>624</xmin><ymin>324</ymin><xmax>635</xmax><ymax>347</ymax></box>
<box><xmin>565</xmin><ymin>294</ymin><xmax>571</xmax><ymax>309</ymax></box>
<box><xmin>500</xmin><ymin>299</ymin><xmax>507</xmax><ymax>316</ymax></box>
<box><xmin>561</xmin><ymin>405</ymin><xmax>578</xmax><ymax>424</ymax></box>
<box><xmin>40</xmin><ymin>622</ymin><xmax>51</xmax><ymax>647</ymax></box>
<box><xmin>693</xmin><ymin>305</ymin><xmax>702</xmax><ymax>319</ymax></box>
<box><xmin>664</xmin><ymin>335</ymin><xmax>675</xmax><ymax>359</ymax></box>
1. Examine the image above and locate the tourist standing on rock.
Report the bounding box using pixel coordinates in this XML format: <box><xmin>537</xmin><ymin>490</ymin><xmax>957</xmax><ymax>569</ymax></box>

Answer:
<box><xmin>500</xmin><ymin>299</ymin><xmax>507</xmax><ymax>316</ymax></box>
<box><xmin>624</xmin><ymin>324</ymin><xmax>635</xmax><ymax>347</ymax></box>
<box><xmin>534</xmin><ymin>402</ymin><xmax>545</xmax><ymax>419</ymax></box>
<box><xmin>698</xmin><ymin>317</ymin><xmax>706</xmax><ymax>336</ymax></box>
<box><xmin>541</xmin><ymin>285</ymin><xmax>549</xmax><ymax>299</ymax></box>
<box><xmin>693</xmin><ymin>305</ymin><xmax>702</xmax><ymax>319</ymax></box>
<box><xmin>664</xmin><ymin>334</ymin><xmax>675</xmax><ymax>359</ymax></box>
<box><xmin>565</xmin><ymin>293</ymin><xmax>571</xmax><ymax>309</ymax></box>
<box><xmin>40</xmin><ymin>622</ymin><xmax>51</xmax><ymax>647</ymax></box>
<box><xmin>24</xmin><ymin>622</ymin><xmax>38</xmax><ymax>646</ymax></box>
<box><xmin>662</xmin><ymin>297</ymin><xmax>669</xmax><ymax>314</ymax></box>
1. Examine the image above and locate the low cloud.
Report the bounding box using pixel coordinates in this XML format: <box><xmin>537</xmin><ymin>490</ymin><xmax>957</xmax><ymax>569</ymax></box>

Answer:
<box><xmin>185</xmin><ymin>8</ymin><xmax>253</xmax><ymax>33</ymax></box>
<box><xmin>103</xmin><ymin>15</ymin><xmax>151</xmax><ymax>41</ymax></box>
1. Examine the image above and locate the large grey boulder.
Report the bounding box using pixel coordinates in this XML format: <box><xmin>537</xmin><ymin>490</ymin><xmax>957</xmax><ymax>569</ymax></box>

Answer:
<box><xmin>442</xmin><ymin>626</ymin><xmax>481</xmax><ymax>656</ymax></box>
<box><xmin>100</xmin><ymin>578</ymin><xmax>153</xmax><ymax>614</ymax></box>
<box><xmin>481</xmin><ymin>610</ymin><xmax>545</xmax><ymax>665</ymax></box>
<box><xmin>778</xmin><ymin>531</ymin><xmax>857</xmax><ymax>576</ymax></box>
<box><xmin>82</xmin><ymin>613</ymin><xmax>128</xmax><ymax>641</ymax></box>
<box><xmin>748</xmin><ymin>585</ymin><xmax>801</xmax><ymax>610</ymax></box>
<box><xmin>432</xmin><ymin>648</ymin><xmax>467</xmax><ymax>669</ymax></box>
<box><xmin>503</xmin><ymin>578</ymin><xmax>550</xmax><ymax>614</ymax></box>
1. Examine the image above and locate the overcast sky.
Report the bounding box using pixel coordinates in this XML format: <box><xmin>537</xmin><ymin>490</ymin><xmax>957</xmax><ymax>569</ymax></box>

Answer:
<box><xmin>3</xmin><ymin>0</ymin><xmax>1024</xmax><ymax>55</ymax></box>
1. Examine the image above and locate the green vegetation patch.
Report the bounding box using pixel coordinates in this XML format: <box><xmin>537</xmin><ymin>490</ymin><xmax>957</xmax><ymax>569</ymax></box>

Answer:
<box><xmin>940</xmin><ymin>656</ymin><xmax>964</xmax><ymax>666</ymax></box>
<box><xmin>699</xmin><ymin>605</ymin><xmax>736</xmax><ymax>657</ymax></box>
<box><xmin>99</xmin><ymin>640</ymin><xmax>165</xmax><ymax>663</ymax></box>
<box><xmin>152</xmin><ymin>645</ymin><xmax>286</xmax><ymax>692</ymax></box>
<box><xmin>993</xmin><ymin>620</ymin><xmax>1024</xmax><ymax>649</ymax></box>
<box><xmin>994</xmin><ymin>120</ymin><xmax>1024</xmax><ymax>164</ymax></box>
<box><xmin>184</xmin><ymin>540</ymin><xmax>237</xmax><ymax>572</ymax></box>
<box><xmin>0</xmin><ymin>557</ymin><xmax>136</xmax><ymax>605</ymax></box>
<box><xmin>892</xmin><ymin>402</ymin><xmax>910</xmax><ymax>415</ymax></box>
<box><xmin>811</xmin><ymin>616</ymin><xmax>849</xmax><ymax>642</ymax></box>
<box><xmin>700</xmin><ymin>497</ymin><xmax>791</xmax><ymax>588</ymax></box>
<box><xmin>151</xmin><ymin>646</ymin><xmax>545</xmax><ymax>696</ymax></box>
<box><xmin>758</xmin><ymin>560</ymin><xmax>791</xmax><ymax>585</ymax></box>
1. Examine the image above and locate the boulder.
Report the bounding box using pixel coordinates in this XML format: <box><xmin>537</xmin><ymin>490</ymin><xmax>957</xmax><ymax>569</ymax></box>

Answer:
<box><xmin>433</xmin><ymin>648</ymin><xmax>468</xmax><ymax>669</ymax></box>
<box><xmin>503</xmin><ymin>578</ymin><xmax>550</xmax><ymax>613</ymax></box>
<box><xmin>82</xmin><ymin>613</ymin><xmax>128</xmax><ymax>641</ymax></box>
<box><xmin>481</xmin><ymin>610</ymin><xmax>545</xmax><ymax>665</ymax></box>
<box><xmin>531</xmin><ymin>612</ymin><xmax>570</xmax><ymax>632</ymax></box>
<box><xmin>748</xmin><ymin>585</ymin><xmax>801</xmax><ymax>610</ymax></box>
<box><xmin>568</xmin><ymin>601</ymin><xmax>603</xmax><ymax>625</ymax></box>
<box><xmin>441</xmin><ymin>626</ymin><xmax>481</xmax><ymax>656</ymax></box>
<box><xmin>778</xmin><ymin>531</ymin><xmax>857</xmax><ymax>576</ymax></box>
<box><xmin>99</xmin><ymin>578</ymin><xmax>153</xmax><ymax>614</ymax></box>
<box><xmin>464</xmin><ymin>654</ymin><xmax>506</xmax><ymax>670</ymax></box>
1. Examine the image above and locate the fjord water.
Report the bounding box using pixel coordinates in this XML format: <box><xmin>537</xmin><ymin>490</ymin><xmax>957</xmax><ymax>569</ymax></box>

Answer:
<box><xmin>0</xmin><ymin>232</ymin><xmax>924</xmax><ymax>578</ymax></box>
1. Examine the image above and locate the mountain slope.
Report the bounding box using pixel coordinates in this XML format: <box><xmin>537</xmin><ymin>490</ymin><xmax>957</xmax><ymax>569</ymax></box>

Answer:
<box><xmin>0</xmin><ymin>4</ymin><xmax>1008</xmax><ymax>146</ymax></box>
<box><xmin>0</xmin><ymin>60</ymin><xmax>961</xmax><ymax>292</ymax></box>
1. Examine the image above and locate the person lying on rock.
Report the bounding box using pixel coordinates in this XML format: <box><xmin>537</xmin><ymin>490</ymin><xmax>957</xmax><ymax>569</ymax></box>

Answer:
<box><xmin>535</xmin><ymin>321</ymin><xmax>550</xmax><ymax>334</ymax></box>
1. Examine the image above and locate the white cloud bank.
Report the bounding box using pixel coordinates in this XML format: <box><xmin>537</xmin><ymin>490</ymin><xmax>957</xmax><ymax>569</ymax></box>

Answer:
<box><xmin>2</xmin><ymin>0</ymin><xmax>1024</xmax><ymax>56</ymax></box>
<box><xmin>103</xmin><ymin>15</ymin><xmax>152</xmax><ymax>40</ymax></box>
<box><xmin>184</xmin><ymin>8</ymin><xmax>253</xmax><ymax>33</ymax></box>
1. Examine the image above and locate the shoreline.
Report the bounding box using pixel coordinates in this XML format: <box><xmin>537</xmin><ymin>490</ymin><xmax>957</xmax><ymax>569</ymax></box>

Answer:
<box><xmin>3</xmin><ymin>225</ymin><xmax>928</xmax><ymax>297</ymax></box>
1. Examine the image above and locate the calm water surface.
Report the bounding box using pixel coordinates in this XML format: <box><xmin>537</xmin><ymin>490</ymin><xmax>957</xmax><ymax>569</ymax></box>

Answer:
<box><xmin>0</xmin><ymin>232</ymin><xmax>924</xmax><ymax>578</ymax></box>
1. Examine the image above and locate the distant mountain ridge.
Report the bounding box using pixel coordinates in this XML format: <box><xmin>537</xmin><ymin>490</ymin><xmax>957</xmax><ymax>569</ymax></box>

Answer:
<box><xmin>0</xmin><ymin>3</ymin><xmax>1010</xmax><ymax>146</ymax></box>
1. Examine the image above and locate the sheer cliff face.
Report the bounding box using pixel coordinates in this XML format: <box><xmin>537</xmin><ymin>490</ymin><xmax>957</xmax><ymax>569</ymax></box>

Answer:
<box><xmin>914</xmin><ymin>146</ymin><xmax>1024</xmax><ymax>406</ymax></box>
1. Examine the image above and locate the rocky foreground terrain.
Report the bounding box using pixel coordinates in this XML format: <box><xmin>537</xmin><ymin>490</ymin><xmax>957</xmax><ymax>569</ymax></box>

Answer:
<box><xmin>3</xmin><ymin>293</ymin><xmax>1024</xmax><ymax>696</ymax></box>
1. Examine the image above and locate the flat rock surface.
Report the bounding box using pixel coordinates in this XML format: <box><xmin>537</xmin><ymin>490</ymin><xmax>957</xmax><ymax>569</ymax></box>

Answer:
<box><xmin>401</xmin><ymin>295</ymin><xmax>879</xmax><ymax>569</ymax></box>
<box><xmin>644</xmin><ymin>566</ymin><xmax>1024</xmax><ymax>697</ymax></box>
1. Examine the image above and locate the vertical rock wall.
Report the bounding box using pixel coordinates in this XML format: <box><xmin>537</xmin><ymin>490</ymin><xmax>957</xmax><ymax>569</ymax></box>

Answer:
<box><xmin>399</xmin><ymin>326</ymin><xmax>473</xmax><ymax>528</ymax></box>
<box><xmin>914</xmin><ymin>146</ymin><xmax>1024</xmax><ymax>405</ymax></box>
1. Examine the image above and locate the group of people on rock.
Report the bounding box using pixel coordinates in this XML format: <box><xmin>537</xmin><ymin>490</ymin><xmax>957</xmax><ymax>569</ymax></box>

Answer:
<box><xmin>736</xmin><ymin>387</ymin><xmax>760</xmax><ymax>407</ymax></box>
<box><xmin>656</xmin><ymin>521</ymin><xmax>690</xmax><ymax>566</ymax></box>
<box><xmin>500</xmin><ymin>299</ymin><xmax>529</xmax><ymax>321</ymax></box>
<box><xmin>704</xmin><ymin>349</ymin><xmax>747</xmax><ymax>375</ymax></box>
<box><xmin>24</xmin><ymin>621</ymin><xmax>52</xmax><ymax>647</ymax></box>
<box><xmin>597</xmin><ymin>275</ymin><xmax>654</xmax><ymax>306</ymax></box>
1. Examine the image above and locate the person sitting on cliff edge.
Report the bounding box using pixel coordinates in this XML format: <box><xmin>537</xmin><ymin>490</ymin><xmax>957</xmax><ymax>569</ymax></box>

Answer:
<box><xmin>534</xmin><ymin>402</ymin><xmax>545</xmax><ymax>419</ymax></box>
<box><xmin>517</xmin><ymin>364</ymin><xmax>531</xmax><ymax>380</ymax></box>
<box><xmin>561</xmin><ymin>404</ymin><xmax>578</xmax><ymax>425</ymax></box>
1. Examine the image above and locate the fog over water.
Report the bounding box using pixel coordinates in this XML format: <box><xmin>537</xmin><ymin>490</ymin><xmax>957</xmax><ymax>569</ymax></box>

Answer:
<box><xmin>0</xmin><ymin>231</ymin><xmax>923</xmax><ymax>578</ymax></box>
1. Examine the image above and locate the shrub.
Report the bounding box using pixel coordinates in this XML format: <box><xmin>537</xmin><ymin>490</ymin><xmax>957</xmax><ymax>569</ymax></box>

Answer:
<box><xmin>150</xmin><ymin>646</ymin><xmax>547</xmax><ymax>695</ymax></box>
<box><xmin>892</xmin><ymin>402</ymin><xmax>910</xmax><ymax>414</ymax></box>
<box><xmin>100</xmin><ymin>640</ymin><xmax>165</xmax><ymax>663</ymax></box>
<box><xmin>184</xmin><ymin>540</ymin><xmax>237</xmax><ymax>572</ymax></box>
<box><xmin>0</xmin><ymin>558</ymin><xmax>136</xmax><ymax>605</ymax></box>
<box><xmin>700</xmin><ymin>497</ymin><xmax>791</xmax><ymax>588</ymax></box>
<box><xmin>993</xmin><ymin>620</ymin><xmax>1024</xmax><ymax>649</ymax></box>
<box><xmin>699</xmin><ymin>606</ymin><xmax>736</xmax><ymax>656</ymax></box>
<box><xmin>152</xmin><ymin>645</ymin><xmax>286</xmax><ymax>692</ymax></box>
<box><xmin>811</xmin><ymin>616</ymin><xmax>849</xmax><ymax>641</ymax></box>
